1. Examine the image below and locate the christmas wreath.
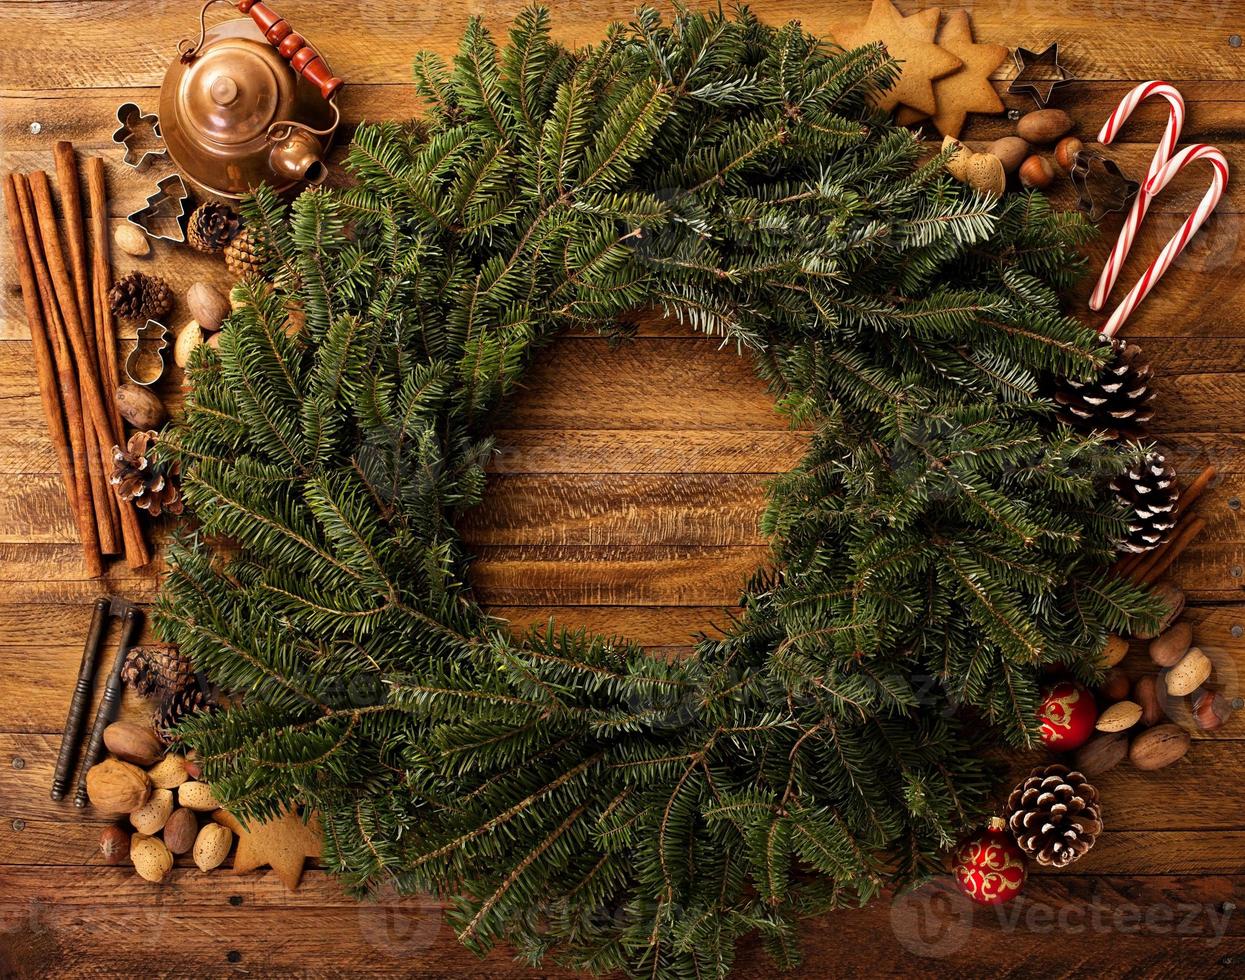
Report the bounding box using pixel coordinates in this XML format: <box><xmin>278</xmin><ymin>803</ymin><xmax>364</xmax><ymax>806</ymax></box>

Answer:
<box><xmin>157</xmin><ymin>7</ymin><xmax>1158</xmax><ymax>976</ymax></box>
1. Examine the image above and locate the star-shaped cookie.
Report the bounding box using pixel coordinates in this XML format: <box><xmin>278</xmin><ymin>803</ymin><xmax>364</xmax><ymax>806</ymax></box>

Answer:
<box><xmin>930</xmin><ymin>10</ymin><xmax>1008</xmax><ymax>137</ymax></box>
<box><xmin>215</xmin><ymin>807</ymin><xmax>322</xmax><ymax>891</ymax></box>
<box><xmin>838</xmin><ymin>0</ymin><xmax>962</xmax><ymax>115</ymax></box>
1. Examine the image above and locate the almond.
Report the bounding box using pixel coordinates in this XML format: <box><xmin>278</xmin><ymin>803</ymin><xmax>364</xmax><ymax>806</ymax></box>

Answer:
<box><xmin>130</xmin><ymin>788</ymin><xmax>175</xmax><ymax>835</ymax></box>
<box><xmin>114</xmin><ymin>224</ymin><xmax>150</xmax><ymax>257</ymax></box>
<box><xmin>1149</xmin><ymin>622</ymin><xmax>1192</xmax><ymax>667</ymax></box>
<box><xmin>1101</xmin><ymin>634</ymin><xmax>1129</xmax><ymax>668</ymax></box>
<box><xmin>1095</xmin><ymin>700</ymin><xmax>1142</xmax><ymax>732</ymax></box>
<box><xmin>163</xmin><ymin>807</ymin><xmax>199</xmax><ymax>854</ymax></box>
<box><xmin>942</xmin><ymin>135</ymin><xmax>972</xmax><ymax>181</ymax></box>
<box><xmin>1164</xmin><ymin>647</ymin><xmax>1212</xmax><ymax>697</ymax></box>
<box><xmin>193</xmin><ymin>822</ymin><xmax>233</xmax><ymax>872</ymax></box>
<box><xmin>1128</xmin><ymin>723</ymin><xmax>1191</xmax><ymax>771</ymax></box>
<box><xmin>174</xmin><ymin>319</ymin><xmax>203</xmax><ymax>368</ymax></box>
<box><xmin>178</xmin><ymin>780</ymin><xmax>220</xmax><ymax>812</ymax></box>
<box><xmin>148</xmin><ymin>753</ymin><xmax>189</xmax><ymax>790</ymax></box>
<box><xmin>965</xmin><ymin>152</ymin><xmax>1006</xmax><ymax>196</ymax></box>
<box><xmin>131</xmin><ymin>833</ymin><xmax>173</xmax><ymax>883</ymax></box>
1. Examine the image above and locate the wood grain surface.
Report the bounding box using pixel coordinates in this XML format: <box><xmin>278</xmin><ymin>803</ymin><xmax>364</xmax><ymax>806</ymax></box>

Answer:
<box><xmin>2</xmin><ymin>1</ymin><xmax>1244</xmax><ymax>977</ymax></box>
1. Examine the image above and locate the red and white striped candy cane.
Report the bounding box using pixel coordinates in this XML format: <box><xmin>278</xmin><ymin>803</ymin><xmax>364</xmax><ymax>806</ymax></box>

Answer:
<box><xmin>1102</xmin><ymin>143</ymin><xmax>1229</xmax><ymax>337</ymax></box>
<box><xmin>1089</xmin><ymin>81</ymin><xmax>1185</xmax><ymax>312</ymax></box>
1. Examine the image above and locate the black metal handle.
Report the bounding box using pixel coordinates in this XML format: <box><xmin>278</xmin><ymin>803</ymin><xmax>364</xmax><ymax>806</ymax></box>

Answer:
<box><xmin>51</xmin><ymin>596</ymin><xmax>110</xmax><ymax>801</ymax></box>
<box><xmin>72</xmin><ymin>606</ymin><xmax>143</xmax><ymax>808</ymax></box>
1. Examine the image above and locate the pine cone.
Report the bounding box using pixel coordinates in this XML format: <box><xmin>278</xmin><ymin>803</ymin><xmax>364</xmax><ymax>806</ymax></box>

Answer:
<box><xmin>110</xmin><ymin>430</ymin><xmax>184</xmax><ymax>518</ymax></box>
<box><xmin>1006</xmin><ymin>764</ymin><xmax>1102</xmax><ymax>868</ymax></box>
<box><xmin>1051</xmin><ymin>338</ymin><xmax>1154</xmax><ymax>441</ymax></box>
<box><xmin>1111</xmin><ymin>451</ymin><xmax>1178</xmax><ymax>554</ymax></box>
<box><xmin>122</xmin><ymin>643</ymin><xmax>194</xmax><ymax>699</ymax></box>
<box><xmin>224</xmin><ymin>229</ymin><xmax>264</xmax><ymax>278</ymax></box>
<box><xmin>108</xmin><ymin>271</ymin><xmax>173</xmax><ymax>323</ymax></box>
<box><xmin>154</xmin><ymin>680</ymin><xmax>217</xmax><ymax>739</ymax></box>
<box><xmin>187</xmin><ymin>201</ymin><xmax>241</xmax><ymax>254</ymax></box>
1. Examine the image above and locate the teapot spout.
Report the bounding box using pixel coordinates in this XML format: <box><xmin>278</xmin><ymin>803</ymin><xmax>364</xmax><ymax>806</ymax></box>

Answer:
<box><xmin>268</xmin><ymin>129</ymin><xmax>329</xmax><ymax>186</ymax></box>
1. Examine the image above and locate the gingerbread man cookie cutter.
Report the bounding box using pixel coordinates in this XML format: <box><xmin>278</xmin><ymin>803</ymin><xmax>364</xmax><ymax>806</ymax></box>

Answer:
<box><xmin>111</xmin><ymin>103</ymin><xmax>167</xmax><ymax>172</ymax></box>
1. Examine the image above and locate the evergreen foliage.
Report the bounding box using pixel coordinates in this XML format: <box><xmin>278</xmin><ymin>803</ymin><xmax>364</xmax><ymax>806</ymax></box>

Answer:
<box><xmin>155</xmin><ymin>7</ymin><xmax>1160</xmax><ymax>976</ymax></box>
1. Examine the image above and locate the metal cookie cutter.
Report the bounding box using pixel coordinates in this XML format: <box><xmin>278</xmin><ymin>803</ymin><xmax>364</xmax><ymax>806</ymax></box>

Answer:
<box><xmin>125</xmin><ymin>320</ymin><xmax>171</xmax><ymax>386</ymax></box>
<box><xmin>111</xmin><ymin>103</ymin><xmax>167</xmax><ymax>171</ymax></box>
<box><xmin>127</xmin><ymin>174</ymin><xmax>190</xmax><ymax>244</ymax></box>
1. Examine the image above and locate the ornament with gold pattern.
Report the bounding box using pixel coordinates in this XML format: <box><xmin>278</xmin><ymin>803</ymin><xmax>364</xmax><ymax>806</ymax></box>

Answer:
<box><xmin>1038</xmin><ymin>679</ymin><xmax>1097</xmax><ymax>751</ymax></box>
<box><xmin>952</xmin><ymin>817</ymin><xmax>1028</xmax><ymax>905</ymax></box>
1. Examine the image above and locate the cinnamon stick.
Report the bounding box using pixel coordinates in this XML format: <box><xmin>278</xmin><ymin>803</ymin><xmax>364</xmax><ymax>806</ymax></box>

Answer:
<box><xmin>85</xmin><ymin>158</ymin><xmax>124</xmax><ymax>442</ymax></box>
<box><xmin>1139</xmin><ymin>516</ymin><xmax>1207</xmax><ymax>587</ymax></box>
<box><xmin>56</xmin><ymin>144</ymin><xmax>125</xmax><ymax>553</ymax></box>
<box><xmin>1176</xmin><ymin>464</ymin><xmax>1217</xmax><ymax>516</ymax></box>
<box><xmin>84</xmin><ymin>159</ymin><xmax>150</xmax><ymax>570</ymax></box>
<box><xmin>26</xmin><ymin>171</ymin><xmax>121</xmax><ymax>555</ymax></box>
<box><xmin>11</xmin><ymin>175</ymin><xmax>102</xmax><ymax>577</ymax></box>
<box><xmin>5</xmin><ymin>176</ymin><xmax>82</xmax><ymax>528</ymax></box>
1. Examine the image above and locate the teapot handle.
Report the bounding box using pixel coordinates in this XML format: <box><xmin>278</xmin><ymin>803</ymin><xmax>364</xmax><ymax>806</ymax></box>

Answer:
<box><xmin>235</xmin><ymin>0</ymin><xmax>343</xmax><ymax>101</ymax></box>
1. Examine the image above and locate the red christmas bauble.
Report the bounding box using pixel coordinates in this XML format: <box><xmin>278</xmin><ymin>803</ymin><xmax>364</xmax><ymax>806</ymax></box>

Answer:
<box><xmin>953</xmin><ymin>817</ymin><xmax>1027</xmax><ymax>905</ymax></box>
<box><xmin>1038</xmin><ymin>679</ymin><xmax>1097</xmax><ymax>751</ymax></box>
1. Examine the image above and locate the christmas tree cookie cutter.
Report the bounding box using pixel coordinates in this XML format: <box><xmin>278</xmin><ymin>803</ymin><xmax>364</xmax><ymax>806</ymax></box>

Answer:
<box><xmin>125</xmin><ymin>320</ymin><xmax>171</xmax><ymax>387</ymax></box>
<box><xmin>127</xmin><ymin>174</ymin><xmax>190</xmax><ymax>244</ymax></box>
<box><xmin>111</xmin><ymin>103</ymin><xmax>167</xmax><ymax>171</ymax></box>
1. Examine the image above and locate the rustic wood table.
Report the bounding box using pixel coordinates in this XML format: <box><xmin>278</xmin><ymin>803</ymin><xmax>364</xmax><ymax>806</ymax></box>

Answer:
<box><xmin>2</xmin><ymin>0</ymin><xmax>1244</xmax><ymax>976</ymax></box>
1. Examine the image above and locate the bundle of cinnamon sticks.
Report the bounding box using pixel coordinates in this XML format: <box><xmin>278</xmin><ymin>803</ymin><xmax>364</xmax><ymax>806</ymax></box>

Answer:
<box><xmin>5</xmin><ymin>144</ymin><xmax>149</xmax><ymax>575</ymax></box>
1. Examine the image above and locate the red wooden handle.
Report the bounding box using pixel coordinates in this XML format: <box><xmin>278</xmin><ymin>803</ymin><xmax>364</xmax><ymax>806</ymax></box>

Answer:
<box><xmin>235</xmin><ymin>0</ymin><xmax>343</xmax><ymax>101</ymax></box>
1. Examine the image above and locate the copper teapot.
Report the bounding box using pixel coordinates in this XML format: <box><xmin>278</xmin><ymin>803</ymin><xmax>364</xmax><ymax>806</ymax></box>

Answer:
<box><xmin>160</xmin><ymin>0</ymin><xmax>343</xmax><ymax>199</ymax></box>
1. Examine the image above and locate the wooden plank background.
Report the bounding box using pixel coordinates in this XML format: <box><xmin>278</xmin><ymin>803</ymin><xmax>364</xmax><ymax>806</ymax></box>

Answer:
<box><xmin>2</xmin><ymin>1</ymin><xmax>1244</xmax><ymax>976</ymax></box>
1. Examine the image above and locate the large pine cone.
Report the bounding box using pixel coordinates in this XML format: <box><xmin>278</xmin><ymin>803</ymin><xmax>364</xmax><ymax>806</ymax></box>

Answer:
<box><xmin>1006</xmin><ymin>764</ymin><xmax>1102</xmax><ymax>868</ymax></box>
<box><xmin>1111</xmin><ymin>451</ymin><xmax>1178</xmax><ymax>554</ymax></box>
<box><xmin>122</xmin><ymin>643</ymin><xmax>194</xmax><ymax>699</ymax></box>
<box><xmin>187</xmin><ymin>201</ymin><xmax>241</xmax><ymax>254</ymax></box>
<box><xmin>108</xmin><ymin>271</ymin><xmax>173</xmax><ymax>323</ymax></box>
<box><xmin>224</xmin><ymin>229</ymin><xmax>264</xmax><ymax>278</ymax></box>
<box><xmin>154</xmin><ymin>680</ymin><xmax>217</xmax><ymax>739</ymax></box>
<box><xmin>110</xmin><ymin>430</ymin><xmax>184</xmax><ymax>517</ymax></box>
<box><xmin>1051</xmin><ymin>338</ymin><xmax>1154</xmax><ymax>441</ymax></box>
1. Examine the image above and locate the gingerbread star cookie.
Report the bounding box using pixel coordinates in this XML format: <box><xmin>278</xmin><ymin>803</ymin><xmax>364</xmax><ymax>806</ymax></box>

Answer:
<box><xmin>929</xmin><ymin>10</ymin><xmax>1008</xmax><ymax>138</ymax></box>
<box><xmin>215</xmin><ymin>806</ymin><xmax>322</xmax><ymax>891</ymax></box>
<box><xmin>837</xmin><ymin>0</ymin><xmax>962</xmax><ymax>115</ymax></box>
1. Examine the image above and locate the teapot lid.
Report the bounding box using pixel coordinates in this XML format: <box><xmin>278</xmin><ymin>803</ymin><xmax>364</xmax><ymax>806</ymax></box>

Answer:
<box><xmin>177</xmin><ymin>37</ymin><xmax>287</xmax><ymax>146</ymax></box>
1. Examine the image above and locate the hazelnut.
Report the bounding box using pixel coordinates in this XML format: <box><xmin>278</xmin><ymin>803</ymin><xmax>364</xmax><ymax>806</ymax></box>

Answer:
<box><xmin>1019</xmin><ymin>155</ymin><xmax>1056</xmax><ymax>190</ymax></box>
<box><xmin>1054</xmin><ymin>136</ymin><xmax>1085</xmax><ymax>171</ymax></box>
<box><xmin>1100</xmin><ymin>668</ymin><xmax>1131</xmax><ymax>702</ymax></box>
<box><xmin>99</xmin><ymin>824</ymin><xmax>130</xmax><ymax>865</ymax></box>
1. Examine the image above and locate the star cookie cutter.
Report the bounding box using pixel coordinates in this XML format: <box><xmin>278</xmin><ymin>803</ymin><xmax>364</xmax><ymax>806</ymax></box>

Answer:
<box><xmin>111</xmin><ymin>103</ymin><xmax>167</xmax><ymax>171</ymax></box>
<box><xmin>1008</xmin><ymin>44</ymin><xmax>1077</xmax><ymax>107</ymax></box>
<box><xmin>125</xmin><ymin>320</ymin><xmax>171</xmax><ymax>387</ymax></box>
<box><xmin>127</xmin><ymin>174</ymin><xmax>190</xmax><ymax>244</ymax></box>
<box><xmin>1070</xmin><ymin>150</ymin><xmax>1141</xmax><ymax>222</ymax></box>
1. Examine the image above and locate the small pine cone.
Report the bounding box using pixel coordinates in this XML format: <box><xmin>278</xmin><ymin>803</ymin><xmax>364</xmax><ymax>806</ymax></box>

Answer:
<box><xmin>188</xmin><ymin>201</ymin><xmax>241</xmax><ymax>253</ymax></box>
<box><xmin>108</xmin><ymin>271</ymin><xmax>173</xmax><ymax>323</ymax></box>
<box><xmin>110</xmin><ymin>430</ymin><xmax>184</xmax><ymax>518</ymax></box>
<box><xmin>224</xmin><ymin>229</ymin><xmax>264</xmax><ymax>278</ymax></box>
<box><xmin>1111</xmin><ymin>451</ymin><xmax>1178</xmax><ymax>554</ymax></box>
<box><xmin>1051</xmin><ymin>338</ymin><xmax>1154</xmax><ymax>441</ymax></box>
<box><xmin>122</xmin><ymin>644</ymin><xmax>194</xmax><ymax>699</ymax></box>
<box><xmin>154</xmin><ymin>681</ymin><xmax>217</xmax><ymax>740</ymax></box>
<box><xmin>1006</xmin><ymin>764</ymin><xmax>1102</xmax><ymax>868</ymax></box>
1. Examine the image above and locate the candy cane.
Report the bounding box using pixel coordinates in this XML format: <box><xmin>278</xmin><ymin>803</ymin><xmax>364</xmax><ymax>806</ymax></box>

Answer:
<box><xmin>1089</xmin><ymin>81</ymin><xmax>1185</xmax><ymax>312</ymax></box>
<box><xmin>1102</xmin><ymin>144</ymin><xmax>1228</xmax><ymax>337</ymax></box>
